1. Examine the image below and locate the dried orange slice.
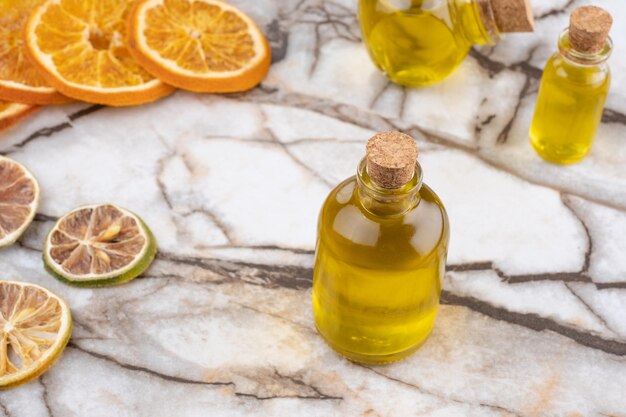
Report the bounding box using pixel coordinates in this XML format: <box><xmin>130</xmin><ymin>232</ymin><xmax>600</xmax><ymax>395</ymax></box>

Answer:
<box><xmin>0</xmin><ymin>280</ymin><xmax>71</xmax><ymax>389</ymax></box>
<box><xmin>0</xmin><ymin>156</ymin><xmax>40</xmax><ymax>248</ymax></box>
<box><xmin>0</xmin><ymin>0</ymin><xmax>71</xmax><ymax>105</ymax></box>
<box><xmin>24</xmin><ymin>0</ymin><xmax>175</xmax><ymax>106</ymax></box>
<box><xmin>43</xmin><ymin>204</ymin><xmax>157</xmax><ymax>287</ymax></box>
<box><xmin>129</xmin><ymin>0</ymin><xmax>271</xmax><ymax>93</ymax></box>
<box><xmin>0</xmin><ymin>101</ymin><xmax>38</xmax><ymax>133</ymax></box>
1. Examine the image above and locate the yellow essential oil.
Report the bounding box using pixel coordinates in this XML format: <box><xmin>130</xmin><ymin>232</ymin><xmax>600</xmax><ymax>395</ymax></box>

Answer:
<box><xmin>313</xmin><ymin>133</ymin><xmax>449</xmax><ymax>364</ymax></box>
<box><xmin>358</xmin><ymin>0</ymin><xmax>534</xmax><ymax>86</ymax></box>
<box><xmin>530</xmin><ymin>18</ymin><xmax>612</xmax><ymax>164</ymax></box>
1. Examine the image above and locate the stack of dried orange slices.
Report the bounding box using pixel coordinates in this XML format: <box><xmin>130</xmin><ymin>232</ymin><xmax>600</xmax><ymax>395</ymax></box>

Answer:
<box><xmin>0</xmin><ymin>0</ymin><xmax>68</xmax><ymax>133</ymax></box>
<box><xmin>0</xmin><ymin>0</ymin><xmax>69</xmax><ymax>105</ymax></box>
<box><xmin>0</xmin><ymin>0</ymin><xmax>271</xmax><ymax>133</ymax></box>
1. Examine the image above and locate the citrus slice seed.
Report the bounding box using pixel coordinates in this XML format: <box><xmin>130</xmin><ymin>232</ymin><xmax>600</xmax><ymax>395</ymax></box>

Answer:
<box><xmin>0</xmin><ymin>280</ymin><xmax>72</xmax><ymax>389</ymax></box>
<box><xmin>44</xmin><ymin>204</ymin><xmax>157</xmax><ymax>287</ymax></box>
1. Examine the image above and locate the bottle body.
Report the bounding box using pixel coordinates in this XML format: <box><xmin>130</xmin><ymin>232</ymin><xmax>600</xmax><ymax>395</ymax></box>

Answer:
<box><xmin>312</xmin><ymin>160</ymin><xmax>449</xmax><ymax>364</ymax></box>
<box><xmin>530</xmin><ymin>31</ymin><xmax>611</xmax><ymax>164</ymax></box>
<box><xmin>358</xmin><ymin>0</ymin><xmax>495</xmax><ymax>86</ymax></box>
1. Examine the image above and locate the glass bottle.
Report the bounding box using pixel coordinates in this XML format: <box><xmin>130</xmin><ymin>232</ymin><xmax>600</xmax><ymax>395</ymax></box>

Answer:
<box><xmin>312</xmin><ymin>132</ymin><xmax>450</xmax><ymax>364</ymax></box>
<box><xmin>358</xmin><ymin>0</ymin><xmax>534</xmax><ymax>86</ymax></box>
<box><xmin>530</xmin><ymin>6</ymin><xmax>612</xmax><ymax>164</ymax></box>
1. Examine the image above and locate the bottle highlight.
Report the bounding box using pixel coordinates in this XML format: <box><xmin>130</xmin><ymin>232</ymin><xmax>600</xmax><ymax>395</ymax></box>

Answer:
<box><xmin>529</xmin><ymin>6</ymin><xmax>612</xmax><ymax>164</ymax></box>
<box><xmin>312</xmin><ymin>132</ymin><xmax>450</xmax><ymax>364</ymax></box>
<box><xmin>358</xmin><ymin>0</ymin><xmax>534</xmax><ymax>86</ymax></box>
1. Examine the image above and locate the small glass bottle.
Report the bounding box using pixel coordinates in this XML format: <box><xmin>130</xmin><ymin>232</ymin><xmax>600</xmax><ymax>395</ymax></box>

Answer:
<box><xmin>312</xmin><ymin>132</ymin><xmax>450</xmax><ymax>364</ymax></box>
<box><xmin>530</xmin><ymin>6</ymin><xmax>612</xmax><ymax>164</ymax></box>
<box><xmin>358</xmin><ymin>0</ymin><xmax>534</xmax><ymax>86</ymax></box>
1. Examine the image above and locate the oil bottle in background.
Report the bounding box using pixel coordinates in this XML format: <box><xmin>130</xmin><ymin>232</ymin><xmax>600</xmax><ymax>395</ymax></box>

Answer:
<box><xmin>312</xmin><ymin>132</ymin><xmax>450</xmax><ymax>364</ymax></box>
<box><xmin>358</xmin><ymin>0</ymin><xmax>534</xmax><ymax>86</ymax></box>
<box><xmin>530</xmin><ymin>6</ymin><xmax>612</xmax><ymax>164</ymax></box>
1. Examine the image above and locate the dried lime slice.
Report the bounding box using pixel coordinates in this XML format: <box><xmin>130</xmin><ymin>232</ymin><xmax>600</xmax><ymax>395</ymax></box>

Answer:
<box><xmin>0</xmin><ymin>156</ymin><xmax>40</xmax><ymax>248</ymax></box>
<box><xmin>0</xmin><ymin>280</ymin><xmax>71</xmax><ymax>389</ymax></box>
<box><xmin>43</xmin><ymin>204</ymin><xmax>157</xmax><ymax>287</ymax></box>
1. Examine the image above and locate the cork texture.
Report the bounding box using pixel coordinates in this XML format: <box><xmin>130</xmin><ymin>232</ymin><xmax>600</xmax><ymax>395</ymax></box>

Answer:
<box><xmin>491</xmin><ymin>0</ymin><xmax>535</xmax><ymax>32</ymax></box>
<box><xmin>366</xmin><ymin>132</ymin><xmax>418</xmax><ymax>189</ymax></box>
<box><xmin>569</xmin><ymin>6</ymin><xmax>612</xmax><ymax>54</ymax></box>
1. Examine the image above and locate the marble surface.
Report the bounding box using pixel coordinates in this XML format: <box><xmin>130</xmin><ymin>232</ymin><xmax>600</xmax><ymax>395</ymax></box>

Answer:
<box><xmin>1</xmin><ymin>0</ymin><xmax>626</xmax><ymax>415</ymax></box>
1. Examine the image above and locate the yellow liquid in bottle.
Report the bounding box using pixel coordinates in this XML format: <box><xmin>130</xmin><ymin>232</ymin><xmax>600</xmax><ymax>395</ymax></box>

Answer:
<box><xmin>530</xmin><ymin>52</ymin><xmax>610</xmax><ymax>164</ymax></box>
<box><xmin>312</xmin><ymin>166</ymin><xmax>449</xmax><ymax>364</ymax></box>
<box><xmin>359</xmin><ymin>0</ymin><xmax>488</xmax><ymax>86</ymax></box>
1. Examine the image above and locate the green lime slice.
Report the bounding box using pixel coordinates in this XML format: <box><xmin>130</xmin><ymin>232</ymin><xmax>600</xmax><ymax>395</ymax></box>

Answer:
<box><xmin>43</xmin><ymin>204</ymin><xmax>157</xmax><ymax>287</ymax></box>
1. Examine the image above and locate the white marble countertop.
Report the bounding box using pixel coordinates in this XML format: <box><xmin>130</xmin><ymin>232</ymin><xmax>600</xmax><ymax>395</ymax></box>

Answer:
<box><xmin>1</xmin><ymin>0</ymin><xmax>626</xmax><ymax>416</ymax></box>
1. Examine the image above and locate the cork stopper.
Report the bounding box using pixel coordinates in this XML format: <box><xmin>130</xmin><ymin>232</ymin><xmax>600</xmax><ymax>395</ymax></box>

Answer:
<box><xmin>366</xmin><ymin>132</ymin><xmax>418</xmax><ymax>189</ymax></box>
<box><xmin>490</xmin><ymin>0</ymin><xmax>535</xmax><ymax>32</ymax></box>
<box><xmin>569</xmin><ymin>6</ymin><xmax>612</xmax><ymax>54</ymax></box>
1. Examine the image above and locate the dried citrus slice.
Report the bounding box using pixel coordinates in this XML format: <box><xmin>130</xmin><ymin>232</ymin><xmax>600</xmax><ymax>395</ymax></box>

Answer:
<box><xmin>0</xmin><ymin>280</ymin><xmax>72</xmax><ymax>389</ymax></box>
<box><xmin>0</xmin><ymin>0</ymin><xmax>71</xmax><ymax>105</ymax></box>
<box><xmin>0</xmin><ymin>156</ymin><xmax>40</xmax><ymax>248</ymax></box>
<box><xmin>128</xmin><ymin>0</ymin><xmax>271</xmax><ymax>93</ymax></box>
<box><xmin>24</xmin><ymin>0</ymin><xmax>175</xmax><ymax>106</ymax></box>
<box><xmin>43</xmin><ymin>204</ymin><xmax>157</xmax><ymax>287</ymax></box>
<box><xmin>0</xmin><ymin>101</ymin><xmax>38</xmax><ymax>133</ymax></box>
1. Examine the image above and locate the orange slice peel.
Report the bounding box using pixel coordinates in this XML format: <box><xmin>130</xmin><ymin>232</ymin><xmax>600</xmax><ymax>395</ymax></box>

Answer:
<box><xmin>0</xmin><ymin>101</ymin><xmax>38</xmax><ymax>133</ymax></box>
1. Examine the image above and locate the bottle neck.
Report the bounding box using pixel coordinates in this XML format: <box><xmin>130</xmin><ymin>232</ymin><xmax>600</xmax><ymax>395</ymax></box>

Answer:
<box><xmin>356</xmin><ymin>158</ymin><xmax>422</xmax><ymax>217</ymax></box>
<box><xmin>456</xmin><ymin>0</ymin><xmax>501</xmax><ymax>46</ymax></box>
<box><xmin>558</xmin><ymin>29</ymin><xmax>612</xmax><ymax>67</ymax></box>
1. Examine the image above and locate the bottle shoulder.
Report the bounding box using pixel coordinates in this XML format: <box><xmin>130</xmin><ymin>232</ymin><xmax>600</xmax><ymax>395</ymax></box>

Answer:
<box><xmin>318</xmin><ymin>176</ymin><xmax>450</xmax><ymax>262</ymax></box>
<box><xmin>543</xmin><ymin>53</ymin><xmax>611</xmax><ymax>90</ymax></box>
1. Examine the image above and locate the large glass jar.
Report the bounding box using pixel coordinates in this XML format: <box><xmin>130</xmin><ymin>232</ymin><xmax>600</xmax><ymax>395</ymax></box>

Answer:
<box><xmin>359</xmin><ymin>0</ymin><xmax>534</xmax><ymax>86</ymax></box>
